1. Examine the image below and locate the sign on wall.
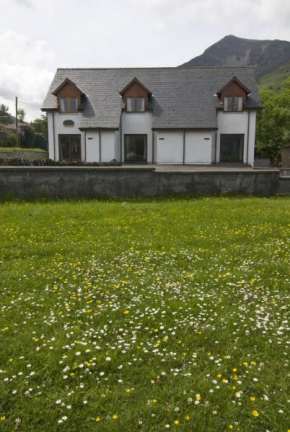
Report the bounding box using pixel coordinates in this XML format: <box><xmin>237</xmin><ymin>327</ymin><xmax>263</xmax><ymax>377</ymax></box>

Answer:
<box><xmin>63</xmin><ymin>120</ymin><xmax>75</xmax><ymax>127</ymax></box>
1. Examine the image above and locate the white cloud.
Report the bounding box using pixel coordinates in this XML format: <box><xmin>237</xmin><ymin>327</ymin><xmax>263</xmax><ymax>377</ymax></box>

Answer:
<box><xmin>0</xmin><ymin>31</ymin><xmax>55</xmax><ymax>120</ymax></box>
<box><xmin>11</xmin><ymin>0</ymin><xmax>34</xmax><ymax>7</ymax></box>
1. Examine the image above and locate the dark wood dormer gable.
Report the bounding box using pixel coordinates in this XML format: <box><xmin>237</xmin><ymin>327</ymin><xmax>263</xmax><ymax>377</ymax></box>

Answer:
<box><xmin>217</xmin><ymin>76</ymin><xmax>251</xmax><ymax>112</ymax></box>
<box><xmin>52</xmin><ymin>78</ymin><xmax>86</xmax><ymax>113</ymax></box>
<box><xmin>119</xmin><ymin>77</ymin><xmax>152</xmax><ymax>112</ymax></box>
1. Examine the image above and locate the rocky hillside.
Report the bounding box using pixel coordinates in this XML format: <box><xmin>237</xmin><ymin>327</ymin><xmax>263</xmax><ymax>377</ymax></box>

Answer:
<box><xmin>181</xmin><ymin>35</ymin><xmax>290</xmax><ymax>89</ymax></box>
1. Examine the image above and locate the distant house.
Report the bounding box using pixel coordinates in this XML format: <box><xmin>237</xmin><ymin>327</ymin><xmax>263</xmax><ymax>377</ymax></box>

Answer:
<box><xmin>41</xmin><ymin>67</ymin><xmax>262</xmax><ymax>165</ymax></box>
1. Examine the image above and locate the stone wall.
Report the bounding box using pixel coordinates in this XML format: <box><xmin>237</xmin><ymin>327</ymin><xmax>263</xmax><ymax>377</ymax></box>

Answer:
<box><xmin>0</xmin><ymin>167</ymin><xmax>280</xmax><ymax>198</ymax></box>
<box><xmin>0</xmin><ymin>150</ymin><xmax>48</xmax><ymax>160</ymax></box>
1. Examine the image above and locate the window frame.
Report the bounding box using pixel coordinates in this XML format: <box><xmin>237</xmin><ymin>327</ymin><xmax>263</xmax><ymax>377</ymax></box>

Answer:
<box><xmin>223</xmin><ymin>96</ymin><xmax>243</xmax><ymax>112</ymax></box>
<box><xmin>220</xmin><ymin>134</ymin><xmax>244</xmax><ymax>163</ymax></box>
<box><xmin>124</xmin><ymin>134</ymin><xmax>147</xmax><ymax>163</ymax></box>
<box><xmin>59</xmin><ymin>134</ymin><xmax>81</xmax><ymax>161</ymax></box>
<box><xmin>59</xmin><ymin>97</ymin><xmax>78</xmax><ymax>113</ymax></box>
<box><xmin>126</xmin><ymin>96</ymin><xmax>146</xmax><ymax>113</ymax></box>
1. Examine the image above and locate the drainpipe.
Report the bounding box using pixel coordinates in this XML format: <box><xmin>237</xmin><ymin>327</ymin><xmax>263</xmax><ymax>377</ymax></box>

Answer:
<box><xmin>183</xmin><ymin>130</ymin><xmax>186</xmax><ymax>165</ymax></box>
<box><xmin>52</xmin><ymin>111</ymin><xmax>56</xmax><ymax>160</ymax></box>
<box><xmin>246</xmin><ymin>111</ymin><xmax>250</xmax><ymax>165</ymax></box>
<box><xmin>99</xmin><ymin>130</ymin><xmax>102</xmax><ymax>163</ymax></box>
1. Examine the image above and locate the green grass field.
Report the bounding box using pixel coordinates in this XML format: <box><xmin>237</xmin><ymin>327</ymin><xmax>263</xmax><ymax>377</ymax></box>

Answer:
<box><xmin>0</xmin><ymin>198</ymin><xmax>290</xmax><ymax>432</ymax></box>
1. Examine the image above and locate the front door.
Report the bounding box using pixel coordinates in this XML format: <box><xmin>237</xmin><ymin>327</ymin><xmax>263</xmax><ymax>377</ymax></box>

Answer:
<box><xmin>59</xmin><ymin>135</ymin><xmax>81</xmax><ymax>161</ymax></box>
<box><xmin>220</xmin><ymin>134</ymin><xmax>244</xmax><ymax>163</ymax></box>
<box><xmin>125</xmin><ymin>135</ymin><xmax>147</xmax><ymax>163</ymax></box>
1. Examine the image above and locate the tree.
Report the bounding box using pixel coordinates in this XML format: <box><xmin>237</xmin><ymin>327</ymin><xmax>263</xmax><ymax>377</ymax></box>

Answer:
<box><xmin>31</xmin><ymin>115</ymin><xmax>48</xmax><ymax>138</ymax></box>
<box><xmin>256</xmin><ymin>78</ymin><xmax>290</xmax><ymax>164</ymax></box>
<box><xmin>17</xmin><ymin>108</ymin><xmax>26</xmax><ymax>123</ymax></box>
<box><xmin>0</xmin><ymin>104</ymin><xmax>10</xmax><ymax>125</ymax></box>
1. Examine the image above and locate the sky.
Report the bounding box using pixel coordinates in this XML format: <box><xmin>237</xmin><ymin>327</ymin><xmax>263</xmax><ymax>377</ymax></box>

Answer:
<box><xmin>1</xmin><ymin>0</ymin><xmax>290</xmax><ymax>121</ymax></box>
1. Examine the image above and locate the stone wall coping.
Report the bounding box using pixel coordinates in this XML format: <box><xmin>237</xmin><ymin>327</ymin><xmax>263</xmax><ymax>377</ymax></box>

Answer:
<box><xmin>0</xmin><ymin>166</ymin><xmax>280</xmax><ymax>174</ymax></box>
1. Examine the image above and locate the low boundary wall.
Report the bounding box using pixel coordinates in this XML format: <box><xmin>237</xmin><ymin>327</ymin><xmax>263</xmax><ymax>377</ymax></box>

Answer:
<box><xmin>0</xmin><ymin>167</ymin><xmax>281</xmax><ymax>198</ymax></box>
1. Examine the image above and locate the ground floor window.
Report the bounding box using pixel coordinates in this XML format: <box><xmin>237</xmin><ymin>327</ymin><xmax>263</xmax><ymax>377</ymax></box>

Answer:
<box><xmin>220</xmin><ymin>134</ymin><xmax>244</xmax><ymax>163</ymax></box>
<box><xmin>124</xmin><ymin>134</ymin><xmax>147</xmax><ymax>163</ymax></box>
<box><xmin>59</xmin><ymin>135</ymin><xmax>81</xmax><ymax>161</ymax></box>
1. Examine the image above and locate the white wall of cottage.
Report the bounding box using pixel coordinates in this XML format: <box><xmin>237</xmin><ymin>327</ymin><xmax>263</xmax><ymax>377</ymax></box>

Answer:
<box><xmin>121</xmin><ymin>112</ymin><xmax>153</xmax><ymax>163</ymax></box>
<box><xmin>47</xmin><ymin>109</ymin><xmax>257</xmax><ymax>165</ymax></box>
<box><xmin>217</xmin><ymin>110</ymin><xmax>257</xmax><ymax>166</ymax></box>
<box><xmin>47</xmin><ymin>112</ymin><xmax>85</xmax><ymax>161</ymax></box>
<box><xmin>156</xmin><ymin>131</ymin><xmax>214</xmax><ymax>164</ymax></box>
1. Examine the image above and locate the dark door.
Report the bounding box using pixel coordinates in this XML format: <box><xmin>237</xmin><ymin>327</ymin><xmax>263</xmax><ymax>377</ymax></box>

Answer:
<box><xmin>125</xmin><ymin>135</ymin><xmax>147</xmax><ymax>163</ymax></box>
<box><xmin>59</xmin><ymin>135</ymin><xmax>81</xmax><ymax>161</ymax></box>
<box><xmin>220</xmin><ymin>134</ymin><xmax>244</xmax><ymax>163</ymax></box>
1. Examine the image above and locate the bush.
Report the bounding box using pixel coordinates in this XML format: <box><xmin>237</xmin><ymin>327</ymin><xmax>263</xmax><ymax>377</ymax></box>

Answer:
<box><xmin>34</xmin><ymin>133</ymin><xmax>48</xmax><ymax>150</ymax></box>
<box><xmin>0</xmin><ymin>158</ymin><xmax>122</xmax><ymax>166</ymax></box>
<box><xmin>20</xmin><ymin>125</ymin><xmax>35</xmax><ymax>148</ymax></box>
<box><xmin>0</xmin><ymin>125</ymin><xmax>18</xmax><ymax>147</ymax></box>
<box><xmin>5</xmin><ymin>134</ymin><xmax>18</xmax><ymax>147</ymax></box>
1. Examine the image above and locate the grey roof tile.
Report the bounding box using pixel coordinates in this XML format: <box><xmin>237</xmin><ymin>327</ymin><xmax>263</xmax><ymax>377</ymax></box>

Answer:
<box><xmin>42</xmin><ymin>67</ymin><xmax>262</xmax><ymax>129</ymax></box>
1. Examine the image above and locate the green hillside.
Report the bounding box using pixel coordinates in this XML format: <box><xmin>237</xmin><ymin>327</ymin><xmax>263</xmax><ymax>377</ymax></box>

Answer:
<box><xmin>258</xmin><ymin>59</ymin><xmax>290</xmax><ymax>92</ymax></box>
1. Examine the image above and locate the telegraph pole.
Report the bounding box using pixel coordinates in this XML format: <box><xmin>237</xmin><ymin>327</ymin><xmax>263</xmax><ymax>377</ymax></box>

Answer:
<box><xmin>15</xmin><ymin>96</ymin><xmax>18</xmax><ymax>147</ymax></box>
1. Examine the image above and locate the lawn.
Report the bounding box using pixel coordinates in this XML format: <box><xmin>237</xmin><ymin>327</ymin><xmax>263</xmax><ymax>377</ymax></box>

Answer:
<box><xmin>0</xmin><ymin>198</ymin><xmax>289</xmax><ymax>432</ymax></box>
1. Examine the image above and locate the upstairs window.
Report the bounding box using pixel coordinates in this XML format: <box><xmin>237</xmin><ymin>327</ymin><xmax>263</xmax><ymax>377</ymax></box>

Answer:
<box><xmin>60</xmin><ymin>97</ymin><xmax>78</xmax><ymax>113</ymax></box>
<box><xmin>126</xmin><ymin>97</ymin><xmax>145</xmax><ymax>112</ymax></box>
<box><xmin>224</xmin><ymin>96</ymin><xmax>243</xmax><ymax>112</ymax></box>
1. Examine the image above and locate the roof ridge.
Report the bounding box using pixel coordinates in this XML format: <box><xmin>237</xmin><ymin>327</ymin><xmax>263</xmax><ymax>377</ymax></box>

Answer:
<box><xmin>56</xmin><ymin>66</ymin><xmax>256</xmax><ymax>71</ymax></box>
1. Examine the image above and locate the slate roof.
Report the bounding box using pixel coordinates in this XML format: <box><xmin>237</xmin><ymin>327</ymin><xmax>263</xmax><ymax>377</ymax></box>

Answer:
<box><xmin>42</xmin><ymin>67</ymin><xmax>262</xmax><ymax>130</ymax></box>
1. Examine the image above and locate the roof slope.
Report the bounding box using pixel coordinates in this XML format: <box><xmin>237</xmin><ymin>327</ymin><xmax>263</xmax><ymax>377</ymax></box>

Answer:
<box><xmin>42</xmin><ymin>67</ymin><xmax>262</xmax><ymax>129</ymax></box>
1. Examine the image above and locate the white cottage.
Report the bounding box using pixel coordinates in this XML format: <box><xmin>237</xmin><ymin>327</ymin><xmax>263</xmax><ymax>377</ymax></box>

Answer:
<box><xmin>41</xmin><ymin>67</ymin><xmax>262</xmax><ymax>166</ymax></box>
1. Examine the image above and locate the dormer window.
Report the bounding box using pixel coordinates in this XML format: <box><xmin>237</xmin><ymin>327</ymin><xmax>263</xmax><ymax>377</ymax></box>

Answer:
<box><xmin>120</xmin><ymin>77</ymin><xmax>152</xmax><ymax>114</ymax></box>
<box><xmin>52</xmin><ymin>78</ymin><xmax>86</xmax><ymax>114</ymax></box>
<box><xmin>224</xmin><ymin>96</ymin><xmax>243</xmax><ymax>112</ymax></box>
<box><xmin>127</xmin><ymin>97</ymin><xmax>145</xmax><ymax>112</ymax></box>
<box><xmin>217</xmin><ymin>77</ymin><xmax>250</xmax><ymax>114</ymax></box>
<box><xmin>60</xmin><ymin>97</ymin><xmax>78</xmax><ymax>113</ymax></box>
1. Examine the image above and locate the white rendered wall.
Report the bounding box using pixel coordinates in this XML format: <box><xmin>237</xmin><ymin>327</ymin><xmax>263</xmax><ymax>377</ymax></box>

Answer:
<box><xmin>121</xmin><ymin>112</ymin><xmax>153</xmax><ymax>163</ymax></box>
<box><xmin>47</xmin><ymin>112</ymin><xmax>54</xmax><ymax>160</ymax></box>
<box><xmin>114</xmin><ymin>131</ymin><xmax>121</xmax><ymax>162</ymax></box>
<box><xmin>185</xmin><ymin>132</ymin><xmax>213</xmax><ymax>164</ymax></box>
<box><xmin>156</xmin><ymin>131</ymin><xmax>183</xmax><ymax>164</ymax></box>
<box><xmin>86</xmin><ymin>132</ymin><xmax>99</xmax><ymax>162</ymax></box>
<box><xmin>101</xmin><ymin>131</ymin><xmax>116</xmax><ymax>162</ymax></box>
<box><xmin>52</xmin><ymin>112</ymin><xmax>85</xmax><ymax>161</ymax></box>
<box><xmin>248</xmin><ymin>111</ymin><xmax>257</xmax><ymax>167</ymax></box>
<box><xmin>217</xmin><ymin>111</ymin><xmax>257</xmax><ymax>166</ymax></box>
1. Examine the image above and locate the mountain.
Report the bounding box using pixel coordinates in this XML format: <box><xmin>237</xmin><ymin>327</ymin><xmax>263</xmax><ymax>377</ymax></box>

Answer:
<box><xmin>181</xmin><ymin>35</ymin><xmax>290</xmax><ymax>90</ymax></box>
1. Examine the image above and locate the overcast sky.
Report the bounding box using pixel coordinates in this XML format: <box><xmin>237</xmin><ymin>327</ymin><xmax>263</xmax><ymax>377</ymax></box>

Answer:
<box><xmin>1</xmin><ymin>0</ymin><xmax>290</xmax><ymax>120</ymax></box>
